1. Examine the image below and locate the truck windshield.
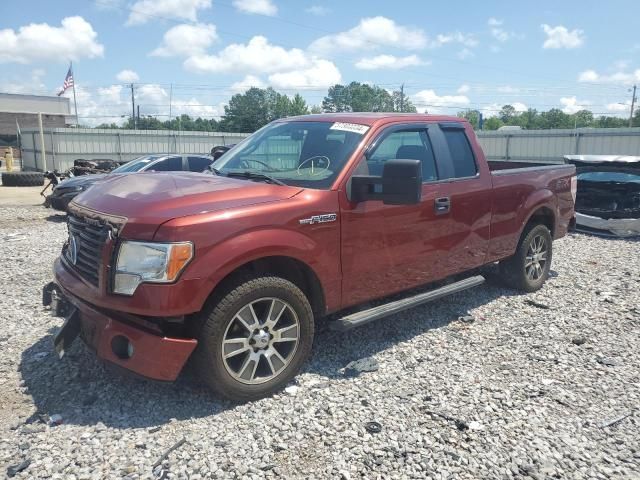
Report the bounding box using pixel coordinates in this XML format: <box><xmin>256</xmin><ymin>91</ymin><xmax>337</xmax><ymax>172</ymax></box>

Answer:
<box><xmin>212</xmin><ymin>121</ymin><xmax>367</xmax><ymax>189</ymax></box>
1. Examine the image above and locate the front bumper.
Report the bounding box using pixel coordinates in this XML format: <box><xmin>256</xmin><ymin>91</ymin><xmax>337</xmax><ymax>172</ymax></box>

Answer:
<box><xmin>43</xmin><ymin>281</ymin><xmax>197</xmax><ymax>381</ymax></box>
<box><xmin>575</xmin><ymin>212</ymin><xmax>640</xmax><ymax>238</ymax></box>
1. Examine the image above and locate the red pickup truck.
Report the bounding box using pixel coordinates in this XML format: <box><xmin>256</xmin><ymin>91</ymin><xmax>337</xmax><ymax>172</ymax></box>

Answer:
<box><xmin>43</xmin><ymin>113</ymin><xmax>576</xmax><ymax>401</ymax></box>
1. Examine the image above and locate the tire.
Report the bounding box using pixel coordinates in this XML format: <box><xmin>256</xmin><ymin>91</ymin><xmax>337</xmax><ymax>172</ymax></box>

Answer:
<box><xmin>1</xmin><ymin>172</ymin><xmax>45</xmax><ymax>187</ymax></box>
<box><xmin>192</xmin><ymin>276</ymin><xmax>314</xmax><ymax>402</ymax></box>
<box><xmin>499</xmin><ymin>224</ymin><xmax>553</xmax><ymax>292</ymax></box>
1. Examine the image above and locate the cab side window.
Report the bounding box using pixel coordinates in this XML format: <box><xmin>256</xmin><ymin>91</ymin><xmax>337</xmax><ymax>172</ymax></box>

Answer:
<box><xmin>442</xmin><ymin>130</ymin><xmax>477</xmax><ymax>178</ymax></box>
<box><xmin>148</xmin><ymin>156</ymin><xmax>183</xmax><ymax>172</ymax></box>
<box><xmin>188</xmin><ymin>156</ymin><xmax>212</xmax><ymax>172</ymax></box>
<box><xmin>367</xmin><ymin>130</ymin><xmax>437</xmax><ymax>181</ymax></box>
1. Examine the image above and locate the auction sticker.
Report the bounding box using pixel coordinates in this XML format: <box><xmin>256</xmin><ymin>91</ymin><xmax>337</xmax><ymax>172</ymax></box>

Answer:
<box><xmin>329</xmin><ymin>122</ymin><xmax>370</xmax><ymax>135</ymax></box>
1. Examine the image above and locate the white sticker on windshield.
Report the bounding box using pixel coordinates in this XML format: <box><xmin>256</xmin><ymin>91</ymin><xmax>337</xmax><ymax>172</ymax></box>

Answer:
<box><xmin>329</xmin><ymin>122</ymin><xmax>369</xmax><ymax>135</ymax></box>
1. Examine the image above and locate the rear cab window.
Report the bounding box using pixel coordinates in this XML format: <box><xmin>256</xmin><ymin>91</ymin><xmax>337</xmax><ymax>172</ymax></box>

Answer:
<box><xmin>440</xmin><ymin>127</ymin><xmax>477</xmax><ymax>178</ymax></box>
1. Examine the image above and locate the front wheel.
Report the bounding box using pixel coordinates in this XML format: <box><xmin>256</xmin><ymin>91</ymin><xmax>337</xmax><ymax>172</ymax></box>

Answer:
<box><xmin>192</xmin><ymin>276</ymin><xmax>314</xmax><ymax>402</ymax></box>
<box><xmin>499</xmin><ymin>224</ymin><xmax>553</xmax><ymax>292</ymax></box>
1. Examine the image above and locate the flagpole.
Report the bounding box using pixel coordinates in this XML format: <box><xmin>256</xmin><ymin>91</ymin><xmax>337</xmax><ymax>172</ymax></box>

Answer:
<box><xmin>71</xmin><ymin>61</ymin><xmax>79</xmax><ymax>127</ymax></box>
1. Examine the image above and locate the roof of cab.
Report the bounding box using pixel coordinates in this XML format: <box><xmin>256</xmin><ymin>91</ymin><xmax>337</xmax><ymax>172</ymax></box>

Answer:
<box><xmin>281</xmin><ymin>112</ymin><xmax>468</xmax><ymax>127</ymax></box>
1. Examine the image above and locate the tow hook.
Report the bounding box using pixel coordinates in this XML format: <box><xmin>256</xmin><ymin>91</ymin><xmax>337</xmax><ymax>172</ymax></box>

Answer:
<box><xmin>43</xmin><ymin>282</ymin><xmax>70</xmax><ymax>317</ymax></box>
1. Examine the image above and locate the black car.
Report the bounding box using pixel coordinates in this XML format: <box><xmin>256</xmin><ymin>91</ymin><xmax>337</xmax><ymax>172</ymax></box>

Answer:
<box><xmin>565</xmin><ymin>154</ymin><xmax>640</xmax><ymax>237</ymax></box>
<box><xmin>47</xmin><ymin>154</ymin><xmax>214</xmax><ymax>212</ymax></box>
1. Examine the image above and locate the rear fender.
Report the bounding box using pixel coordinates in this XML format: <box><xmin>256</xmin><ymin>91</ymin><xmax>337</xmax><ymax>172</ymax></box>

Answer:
<box><xmin>517</xmin><ymin>188</ymin><xmax>557</xmax><ymax>240</ymax></box>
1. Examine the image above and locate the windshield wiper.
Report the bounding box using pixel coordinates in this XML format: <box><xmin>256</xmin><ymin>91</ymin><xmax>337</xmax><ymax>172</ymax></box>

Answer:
<box><xmin>225</xmin><ymin>170</ymin><xmax>286</xmax><ymax>186</ymax></box>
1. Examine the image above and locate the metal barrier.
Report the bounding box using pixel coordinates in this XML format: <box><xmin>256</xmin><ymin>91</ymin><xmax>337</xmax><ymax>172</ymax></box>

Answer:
<box><xmin>19</xmin><ymin>128</ymin><xmax>250</xmax><ymax>171</ymax></box>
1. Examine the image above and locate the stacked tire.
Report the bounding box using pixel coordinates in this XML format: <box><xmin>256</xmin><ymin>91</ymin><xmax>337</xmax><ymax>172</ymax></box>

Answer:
<box><xmin>1</xmin><ymin>172</ymin><xmax>45</xmax><ymax>187</ymax></box>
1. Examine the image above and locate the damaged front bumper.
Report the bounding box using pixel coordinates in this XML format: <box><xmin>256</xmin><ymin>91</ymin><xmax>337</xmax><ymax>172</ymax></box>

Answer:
<box><xmin>42</xmin><ymin>281</ymin><xmax>197</xmax><ymax>381</ymax></box>
<box><xmin>575</xmin><ymin>212</ymin><xmax>640</xmax><ymax>238</ymax></box>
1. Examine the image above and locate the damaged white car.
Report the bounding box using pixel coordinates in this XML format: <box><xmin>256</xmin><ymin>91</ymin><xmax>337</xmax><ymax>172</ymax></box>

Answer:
<box><xmin>565</xmin><ymin>155</ymin><xmax>640</xmax><ymax>237</ymax></box>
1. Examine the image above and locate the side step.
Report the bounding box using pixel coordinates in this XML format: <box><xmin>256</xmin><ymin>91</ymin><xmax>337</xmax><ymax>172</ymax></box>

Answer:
<box><xmin>330</xmin><ymin>275</ymin><xmax>485</xmax><ymax>332</ymax></box>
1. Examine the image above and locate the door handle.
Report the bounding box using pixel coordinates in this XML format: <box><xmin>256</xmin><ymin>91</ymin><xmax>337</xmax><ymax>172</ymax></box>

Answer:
<box><xmin>434</xmin><ymin>196</ymin><xmax>451</xmax><ymax>215</ymax></box>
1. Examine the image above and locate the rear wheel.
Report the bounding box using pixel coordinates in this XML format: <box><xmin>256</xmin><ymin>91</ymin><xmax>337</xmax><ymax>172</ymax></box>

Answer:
<box><xmin>193</xmin><ymin>276</ymin><xmax>314</xmax><ymax>401</ymax></box>
<box><xmin>499</xmin><ymin>224</ymin><xmax>553</xmax><ymax>292</ymax></box>
<box><xmin>1</xmin><ymin>172</ymin><xmax>44</xmax><ymax>187</ymax></box>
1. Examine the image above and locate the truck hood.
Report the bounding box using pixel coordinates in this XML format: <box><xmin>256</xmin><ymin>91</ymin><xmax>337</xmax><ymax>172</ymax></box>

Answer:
<box><xmin>70</xmin><ymin>172</ymin><xmax>303</xmax><ymax>239</ymax></box>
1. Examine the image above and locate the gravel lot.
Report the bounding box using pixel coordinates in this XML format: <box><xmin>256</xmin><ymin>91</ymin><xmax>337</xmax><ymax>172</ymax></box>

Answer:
<box><xmin>0</xmin><ymin>204</ymin><xmax>639</xmax><ymax>479</ymax></box>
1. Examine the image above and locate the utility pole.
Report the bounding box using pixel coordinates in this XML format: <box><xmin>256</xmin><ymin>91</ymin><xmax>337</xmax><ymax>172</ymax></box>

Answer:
<box><xmin>137</xmin><ymin>105</ymin><xmax>140</xmax><ymax>127</ymax></box>
<box><xmin>130</xmin><ymin>83</ymin><xmax>136</xmax><ymax>130</ymax></box>
<box><xmin>629</xmin><ymin>85</ymin><xmax>637</xmax><ymax>128</ymax></box>
<box><xmin>399</xmin><ymin>83</ymin><xmax>405</xmax><ymax>112</ymax></box>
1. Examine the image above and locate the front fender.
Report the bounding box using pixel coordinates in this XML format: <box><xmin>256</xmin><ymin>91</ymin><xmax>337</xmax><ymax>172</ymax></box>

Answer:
<box><xmin>185</xmin><ymin>227</ymin><xmax>341</xmax><ymax>313</ymax></box>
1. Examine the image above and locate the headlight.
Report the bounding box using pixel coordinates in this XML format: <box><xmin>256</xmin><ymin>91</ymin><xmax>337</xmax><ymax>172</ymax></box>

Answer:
<box><xmin>113</xmin><ymin>241</ymin><xmax>193</xmax><ymax>295</ymax></box>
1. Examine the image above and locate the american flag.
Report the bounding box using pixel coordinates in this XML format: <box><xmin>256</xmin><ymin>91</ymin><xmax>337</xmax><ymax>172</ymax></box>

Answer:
<box><xmin>57</xmin><ymin>67</ymin><xmax>74</xmax><ymax>96</ymax></box>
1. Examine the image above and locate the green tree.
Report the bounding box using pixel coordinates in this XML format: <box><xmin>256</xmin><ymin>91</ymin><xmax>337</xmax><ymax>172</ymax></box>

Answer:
<box><xmin>310</xmin><ymin>105</ymin><xmax>323</xmax><ymax>114</ymax></box>
<box><xmin>290</xmin><ymin>94</ymin><xmax>309</xmax><ymax>116</ymax></box>
<box><xmin>483</xmin><ymin>117</ymin><xmax>504</xmax><ymax>130</ymax></box>
<box><xmin>392</xmin><ymin>90</ymin><xmax>417</xmax><ymax>112</ymax></box>
<box><xmin>457</xmin><ymin>109</ymin><xmax>480</xmax><ymax>129</ymax></box>
<box><xmin>322</xmin><ymin>82</ymin><xmax>394</xmax><ymax>112</ymax></box>
<box><xmin>499</xmin><ymin>105</ymin><xmax>517</xmax><ymax>124</ymax></box>
<box><xmin>219</xmin><ymin>87</ymin><xmax>310</xmax><ymax>132</ymax></box>
<box><xmin>539</xmin><ymin>108</ymin><xmax>572</xmax><ymax>129</ymax></box>
<box><xmin>573</xmin><ymin>109</ymin><xmax>594</xmax><ymax>128</ymax></box>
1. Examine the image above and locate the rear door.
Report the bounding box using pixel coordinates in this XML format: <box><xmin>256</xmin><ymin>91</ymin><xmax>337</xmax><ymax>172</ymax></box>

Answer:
<box><xmin>429</xmin><ymin>123</ymin><xmax>492</xmax><ymax>273</ymax></box>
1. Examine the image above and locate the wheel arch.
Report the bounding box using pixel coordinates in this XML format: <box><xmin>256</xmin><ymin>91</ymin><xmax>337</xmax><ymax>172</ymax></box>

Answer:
<box><xmin>203</xmin><ymin>255</ymin><xmax>327</xmax><ymax>319</ymax></box>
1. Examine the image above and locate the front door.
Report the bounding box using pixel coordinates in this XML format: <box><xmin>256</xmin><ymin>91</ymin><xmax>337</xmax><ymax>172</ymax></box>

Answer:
<box><xmin>339</xmin><ymin>124</ymin><xmax>453</xmax><ymax>308</ymax></box>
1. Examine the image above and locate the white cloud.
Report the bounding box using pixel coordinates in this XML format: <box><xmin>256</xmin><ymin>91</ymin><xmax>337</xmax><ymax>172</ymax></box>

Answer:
<box><xmin>606</xmin><ymin>101</ymin><xmax>630</xmax><ymax>113</ymax></box>
<box><xmin>72</xmin><ymin>83</ymin><xmax>222</xmax><ymax>127</ymax></box>
<box><xmin>511</xmin><ymin>102</ymin><xmax>528</xmax><ymax>112</ymax></box>
<box><xmin>233</xmin><ymin>0</ymin><xmax>277</xmax><ymax>16</ymax></box>
<box><xmin>0</xmin><ymin>69</ymin><xmax>48</xmax><ymax>94</ymax></box>
<box><xmin>559</xmin><ymin>96</ymin><xmax>591</xmax><ymax>114</ymax></box>
<box><xmin>412</xmin><ymin>89</ymin><xmax>470</xmax><ymax>113</ymax></box>
<box><xmin>488</xmin><ymin>17</ymin><xmax>511</xmax><ymax>42</ymax></box>
<box><xmin>355</xmin><ymin>54</ymin><xmax>425</xmax><ymax>70</ymax></box>
<box><xmin>0</xmin><ymin>16</ymin><xmax>104</xmax><ymax>64</ymax></box>
<box><xmin>541</xmin><ymin>24</ymin><xmax>584</xmax><ymax>49</ymax></box>
<box><xmin>457</xmin><ymin>84</ymin><xmax>470</xmax><ymax>94</ymax></box>
<box><xmin>230</xmin><ymin>75</ymin><xmax>265</xmax><ymax>93</ymax></box>
<box><xmin>480</xmin><ymin>101</ymin><xmax>528</xmax><ymax>118</ymax></box>
<box><xmin>184</xmin><ymin>36</ymin><xmax>308</xmax><ymax>74</ymax></box>
<box><xmin>151</xmin><ymin>23</ymin><xmax>218</xmax><ymax>57</ymax></box>
<box><xmin>309</xmin><ymin>17</ymin><xmax>427</xmax><ymax>54</ymax></box>
<box><xmin>457</xmin><ymin>48</ymin><xmax>474</xmax><ymax>59</ymax></box>
<box><xmin>306</xmin><ymin>5</ymin><xmax>330</xmax><ymax>15</ymax></box>
<box><xmin>578</xmin><ymin>68</ymin><xmax>640</xmax><ymax>85</ymax></box>
<box><xmin>116</xmin><ymin>69</ymin><xmax>139</xmax><ymax>82</ymax></box>
<box><xmin>433</xmin><ymin>32</ymin><xmax>478</xmax><ymax>48</ymax></box>
<box><xmin>268</xmin><ymin>59</ymin><xmax>341</xmax><ymax>89</ymax></box>
<box><xmin>126</xmin><ymin>0</ymin><xmax>211</xmax><ymax>25</ymax></box>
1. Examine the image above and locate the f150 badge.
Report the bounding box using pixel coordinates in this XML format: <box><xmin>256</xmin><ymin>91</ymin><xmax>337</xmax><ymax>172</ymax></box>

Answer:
<box><xmin>299</xmin><ymin>213</ymin><xmax>337</xmax><ymax>225</ymax></box>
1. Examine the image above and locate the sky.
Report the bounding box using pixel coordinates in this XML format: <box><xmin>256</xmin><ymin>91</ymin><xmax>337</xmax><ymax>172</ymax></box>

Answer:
<box><xmin>1</xmin><ymin>0</ymin><xmax>639</xmax><ymax>126</ymax></box>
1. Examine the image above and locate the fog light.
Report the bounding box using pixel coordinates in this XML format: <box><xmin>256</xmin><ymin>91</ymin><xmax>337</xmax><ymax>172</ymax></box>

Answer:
<box><xmin>111</xmin><ymin>335</ymin><xmax>134</xmax><ymax>360</ymax></box>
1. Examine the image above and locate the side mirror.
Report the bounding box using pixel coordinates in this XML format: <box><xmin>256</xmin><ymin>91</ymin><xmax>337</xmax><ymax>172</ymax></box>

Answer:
<box><xmin>350</xmin><ymin>159</ymin><xmax>422</xmax><ymax>205</ymax></box>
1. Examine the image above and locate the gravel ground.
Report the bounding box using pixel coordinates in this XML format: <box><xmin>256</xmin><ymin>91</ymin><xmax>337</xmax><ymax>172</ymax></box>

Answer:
<box><xmin>0</xmin><ymin>205</ymin><xmax>639</xmax><ymax>479</ymax></box>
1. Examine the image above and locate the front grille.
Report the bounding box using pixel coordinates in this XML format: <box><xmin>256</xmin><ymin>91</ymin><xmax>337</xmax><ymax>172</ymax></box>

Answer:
<box><xmin>65</xmin><ymin>214</ymin><xmax>110</xmax><ymax>286</ymax></box>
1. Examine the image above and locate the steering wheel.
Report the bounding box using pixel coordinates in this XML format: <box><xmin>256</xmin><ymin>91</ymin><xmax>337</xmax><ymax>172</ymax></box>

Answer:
<box><xmin>297</xmin><ymin>156</ymin><xmax>330</xmax><ymax>176</ymax></box>
<box><xmin>240</xmin><ymin>158</ymin><xmax>277</xmax><ymax>171</ymax></box>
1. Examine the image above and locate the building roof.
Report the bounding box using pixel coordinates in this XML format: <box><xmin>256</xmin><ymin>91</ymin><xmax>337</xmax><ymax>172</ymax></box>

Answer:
<box><xmin>0</xmin><ymin>92</ymin><xmax>71</xmax><ymax>116</ymax></box>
